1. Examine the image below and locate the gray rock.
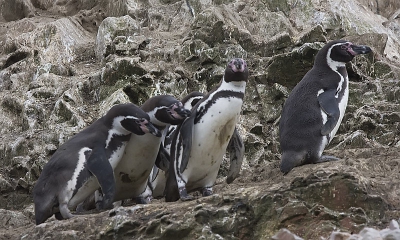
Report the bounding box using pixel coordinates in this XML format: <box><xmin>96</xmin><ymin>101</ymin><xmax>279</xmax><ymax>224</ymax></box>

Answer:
<box><xmin>0</xmin><ymin>209</ymin><xmax>32</xmax><ymax>229</ymax></box>
<box><xmin>0</xmin><ymin>0</ymin><xmax>400</xmax><ymax>239</ymax></box>
<box><xmin>95</xmin><ymin>15</ymin><xmax>141</xmax><ymax>63</ymax></box>
<box><xmin>272</xmin><ymin>228</ymin><xmax>303</xmax><ymax>240</ymax></box>
<box><xmin>1</xmin><ymin>0</ymin><xmax>36</xmax><ymax>21</ymax></box>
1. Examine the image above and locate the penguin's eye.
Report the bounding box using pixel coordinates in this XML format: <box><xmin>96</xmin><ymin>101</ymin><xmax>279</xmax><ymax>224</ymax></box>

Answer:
<box><xmin>341</xmin><ymin>45</ymin><xmax>347</xmax><ymax>50</ymax></box>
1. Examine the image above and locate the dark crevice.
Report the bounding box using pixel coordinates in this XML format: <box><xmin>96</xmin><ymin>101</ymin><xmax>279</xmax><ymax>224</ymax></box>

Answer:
<box><xmin>3</xmin><ymin>51</ymin><xmax>29</xmax><ymax>69</ymax></box>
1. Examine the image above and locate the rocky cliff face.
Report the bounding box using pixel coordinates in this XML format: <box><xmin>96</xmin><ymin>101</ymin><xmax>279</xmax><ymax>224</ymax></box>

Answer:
<box><xmin>1</xmin><ymin>0</ymin><xmax>400</xmax><ymax>239</ymax></box>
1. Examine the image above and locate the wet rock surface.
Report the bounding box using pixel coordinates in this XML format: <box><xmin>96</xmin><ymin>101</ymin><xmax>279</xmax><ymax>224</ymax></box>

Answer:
<box><xmin>0</xmin><ymin>0</ymin><xmax>400</xmax><ymax>239</ymax></box>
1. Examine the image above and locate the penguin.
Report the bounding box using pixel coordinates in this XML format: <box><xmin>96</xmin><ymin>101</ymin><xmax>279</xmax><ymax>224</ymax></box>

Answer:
<box><xmin>33</xmin><ymin>103</ymin><xmax>161</xmax><ymax>225</ymax></box>
<box><xmin>72</xmin><ymin>95</ymin><xmax>191</xmax><ymax>210</ymax></box>
<box><xmin>165</xmin><ymin>58</ymin><xmax>248</xmax><ymax>202</ymax></box>
<box><xmin>279</xmin><ymin>40</ymin><xmax>372</xmax><ymax>174</ymax></box>
<box><xmin>147</xmin><ymin>91</ymin><xmax>205</xmax><ymax>199</ymax></box>
<box><xmin>109</xmin><ymin>95</ymin><xmax>191</xmax><ymax>204</ymax></box>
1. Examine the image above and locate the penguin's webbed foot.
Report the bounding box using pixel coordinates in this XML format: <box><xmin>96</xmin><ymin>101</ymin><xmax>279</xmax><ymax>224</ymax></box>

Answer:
<box><xmin>202</xmin><ymin>187</ymin><xmax>213</xmax><ymax>197</ymax></box>
<box><xmin>318</xmin><ymin>155</ymin><xmax>340</xmax><ymax>163</ymax></box>
<box><xmin>179</xmin><ymin>187</ymin><xmax>194</xmax><ymax>201</ymax></box>
<box><xmin>59</xmin><ymin>203</ymin><xmax>74</xmax><ymax>220</ymax></box>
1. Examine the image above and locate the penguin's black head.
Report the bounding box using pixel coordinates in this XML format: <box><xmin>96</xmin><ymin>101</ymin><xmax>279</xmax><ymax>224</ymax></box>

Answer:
<box><xmin>121</xmin><ymin>117</ymin><xmax>162</xmax><ymax>137</ymax></box>
<box><xmin>318</xmin><ymin>40</ymin><xmax>372</xmax><ymax>65</ymax></box>
<box><xmin>142</xmin><ymin>95</ymin><xmax>191</xmax><ymax>127</ymax></box>
<box><xmin>107</xmin><ymin>103</ymin><xmax>162</xmax><ymax>137</ymax></box>
<box><xmin>224</xmin><ymin>58</ymin><xmax>249</xmax><ymax>82</ymax></box>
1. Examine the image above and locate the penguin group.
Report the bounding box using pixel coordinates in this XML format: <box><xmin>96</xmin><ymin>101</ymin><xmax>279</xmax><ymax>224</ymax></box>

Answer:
<box><xmin>33</xmin><ymin>40</ymin><xmax>372</xmax><ymax>225</ymax></box>
<box><xmin>33</xmin><ymin>58</ymin><xmax>249</xmax><ymax>224</ymax></box>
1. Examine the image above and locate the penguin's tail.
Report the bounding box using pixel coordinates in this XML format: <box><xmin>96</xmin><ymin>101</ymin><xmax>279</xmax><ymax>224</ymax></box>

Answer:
<box><xmin>164</xmin><ymin>168</ymin><xmax>180</xmax><ymax>202</ymax></box>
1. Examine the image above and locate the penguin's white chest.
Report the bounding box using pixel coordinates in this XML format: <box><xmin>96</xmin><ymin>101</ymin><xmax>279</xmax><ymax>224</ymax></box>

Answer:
<box><xmin>319</xmin><ymin>74</ymin><xmax>349</xmax><ymax>156</ymax></box>
<box><xmin>184</xmin><ymin>97</ymin><xmax>243</xmax><ymax>189</ymax></box>
<box><xmin>113</xmin><ymin>134</ymin><xmax>162</xmax><ymax>200</ymax></box>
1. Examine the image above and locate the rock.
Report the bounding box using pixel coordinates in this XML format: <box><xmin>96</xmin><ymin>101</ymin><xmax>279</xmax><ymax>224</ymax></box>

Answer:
<box><xmin>99</xmin><ymin>0</ymin><xmax>128</xmax><ymax>17</ymax></box>
<box><xmin>0</xmin><ymin>174</ymin><xmax>12</xmax><ymax>193</ymax></box>
<box><xmin>265</xmin><ymin>42</ymin><xmax>323</xmax><ymax>88</ymax></box>
<box><xmin>296</xmin><ymin>24</ymin><xmax>327</xmax><ymax>45</ymax></box>
<box><xmin>0</xmin><ymin>209</ymin><xmax>32</xmax><ymax>229</ymax></box>
<box><xmin>272</xmin><ymin>228</ymin><xmax>304</xmax><ymax>240</ymax></box>
<box><xmin>1</xmin><ymin>0</ymin><xmax>400</xmax><ymax>239</ymax></box>
<box><xmin>1</xmin><ymin>0</ymin><xmax>36</xmax><ymax>22</ymax></box>
<box><xmin>95</xmin><ymin>15</ymin><xmax>141</xmax><ymax>63</ymax></box>
<box><xmin>329</xmin><ymin>231</ymin><xmax>352</xmax><ymax>240</ymax></box>
<box><xmin>388</xmin><ymin>219</ymin><xmax>400</xmax><ymax>230</ymax></box>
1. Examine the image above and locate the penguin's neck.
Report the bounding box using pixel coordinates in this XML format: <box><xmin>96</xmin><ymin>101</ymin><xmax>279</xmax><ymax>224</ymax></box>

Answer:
<box><xmin>219</xmin><ymin>77</ymin><xmax>246</xmax><ymax>93</ymax></box>
<box><xmin>146</xmin><ymin>108</ymin><xmax>168</xmax><ymax>129</ymax></box>
<box><xmin>105</xmin><ymin>116</ymin><xmax>133</xmax><ymax>148</ymax></box>
<box><xmin>326</xmin><ymin>47</ymin><xmax>346</xmax><ymax>72</ymax></box>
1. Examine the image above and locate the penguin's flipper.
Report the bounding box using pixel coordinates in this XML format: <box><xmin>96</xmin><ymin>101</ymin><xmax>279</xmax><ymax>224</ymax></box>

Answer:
<box><xmin>149</xmin><ymin>165</ymin><xmax>159</xmax><ymax>183</ymax></box>
<box><xmin>155</xmin><ymin>144</ymin><xmax>170</xmax><ymax>172</ymax></box>
<box><xmin>226</xmin><ymin>127</ymin><xmax>244</xmax><ymax>184</ymax></box>
<box><xmin>317</xmin><ymin>89</ymin><xmax>340</xmax><ymax>136</ymax></box>
<box><xmin>86</xmin><ymin>148</ymin><xmax>115</xmax><ymax>210</ymax></box>
<box><xmin>178</xmin><ymin>112</ymin><xmax>195</xmax><ymax>173</ymax></box>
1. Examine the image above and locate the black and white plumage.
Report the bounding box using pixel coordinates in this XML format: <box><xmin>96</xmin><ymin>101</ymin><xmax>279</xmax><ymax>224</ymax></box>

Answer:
<box><xmin>165</xmin><ymin>58</ymin><xmax>248</xmax><ymax>202</ymax></box>
<box><xmin>33</xmin><ymin>103</ymin><xmax>161</xmax><ymax>225</ymax></box>
<box><xmin>279</xmin><ymin>40</ymin><xmax>372</xmax><ymax>174</ymax></box>
<box><xmin>111</xmin><ymin>95</ymin><xmax>191</xmax><ymax>203</ymax></box>
<box><xmin>147</xmin><ymin>91</ymin><xmax>205</xmax><ymax>198</ymax></box>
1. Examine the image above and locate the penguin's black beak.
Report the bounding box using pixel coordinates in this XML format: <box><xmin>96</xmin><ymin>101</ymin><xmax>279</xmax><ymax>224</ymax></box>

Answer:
<box><xmin>168</xmin><ymin>102</ymin><xmax>191</xmax><ymax>119</ymax></box>
<box><xmin>175</xmin><ymin>107</ymin><xmax>191</xmax><ymax>119</ymax></box>
<box><xmin>232</xmin><ymin>58</ymin><xmax>246</xmax><ymax>73</ymax></box>
<box><xmin>351</xmin><ymin>45</ymin><xmax>372</xmax><ymax>55</ymax></box>
<box><xmin>144</xmin><ymin>122</ymin><xmax>162</xmax><ymax>137</ymax></box>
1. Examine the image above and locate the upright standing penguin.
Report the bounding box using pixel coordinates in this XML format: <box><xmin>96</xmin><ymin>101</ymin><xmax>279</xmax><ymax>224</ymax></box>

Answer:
<box><xmin>165</xmin><ymin>58</ymin><xmax>248</xmax><ymax>202</ymax></box>
<box><xmin>110</xmin><ymin>95</ymin><xmax>191</xmax><ymax>204</ymax></box>
<box><xmin>279</xmin><ymin>40</ymin><xmax>371</xmax><ymax>174</ymax></box>
<box><xmin>147</xmin><ymin>91</ymin><xmax>205</xmax><ymax>198</ymax></box>
<box><xmin>33</xmin><ymin>103</ymin><xmax>161</xmax><ymax>225</ymax></box>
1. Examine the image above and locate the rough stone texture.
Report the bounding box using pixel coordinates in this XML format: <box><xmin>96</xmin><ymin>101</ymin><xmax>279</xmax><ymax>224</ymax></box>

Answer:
<box><xmin>0</xmin><ymin>0</ymin><xmax>400</xmax><ymax>239</ymax></box>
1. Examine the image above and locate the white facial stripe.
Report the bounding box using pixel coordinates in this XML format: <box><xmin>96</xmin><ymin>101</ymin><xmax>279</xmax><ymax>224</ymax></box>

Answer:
<box><xmin>147</xmin><ymin>106</ymin><xmax>169</xmax><ymax>126</ymax></box>
<box><xmin>326</xmin><ymin>43</ymin><xmax>348</xmax><ymax>98</ymax></box>
<box><xmin>105</xmin><ymin>116</ymin><xmax>139</xmax><ymax>148</ymax></box>
<box><xmin>324</xmin><ymin>43</ymin><xmax>350</xmax><ymax>142</ymax></box>
<box><xmin>66</xmin><ymin>147</ymin><xmax>92</xmax><ymax>196</ymax></box>
<box><xmin>183</xmin><ymin>97</ymin><xmax>203</xmax><ymax>109</ymax></box>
